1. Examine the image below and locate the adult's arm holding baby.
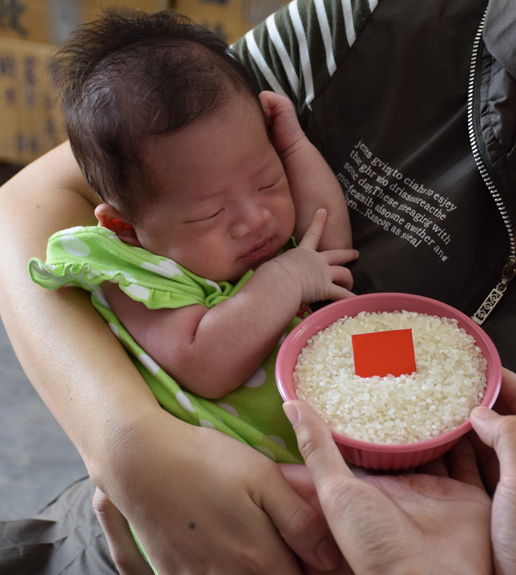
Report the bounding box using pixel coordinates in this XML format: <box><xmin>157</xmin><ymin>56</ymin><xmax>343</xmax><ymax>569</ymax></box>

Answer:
<box><xmin>0</xmin><ymin>142</ymin><xmax>342</xmax><ymax>574</ymax></box>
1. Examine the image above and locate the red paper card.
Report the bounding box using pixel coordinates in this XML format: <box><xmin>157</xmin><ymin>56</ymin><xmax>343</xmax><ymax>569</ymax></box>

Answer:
<box><xmin>352</xmin><ymin>329</ymin><xmax>417</xmax><ymax>378</ymax></box>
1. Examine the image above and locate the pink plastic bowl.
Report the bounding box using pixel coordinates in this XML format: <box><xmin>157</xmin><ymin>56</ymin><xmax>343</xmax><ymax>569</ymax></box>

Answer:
<box><xmin>276</xmin><ymin>293</ymin><xmax>502</xmax><ymax>470</ymax></box>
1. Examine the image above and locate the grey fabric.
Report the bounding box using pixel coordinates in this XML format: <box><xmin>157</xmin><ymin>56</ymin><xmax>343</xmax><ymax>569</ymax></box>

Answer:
<box><xmin>478</xmin><ymin>43</ymin><xmax>516</xmax><ymax>234</ymax></box>
<box><xmin>0</xmin><ymin>477</ymin><xmax>118</xmax><ymax>575</ymax></box>
<box><xmin>484</xmin><ymin>0</ymin><xmax>516</xmax><ymax>81</ymax></box>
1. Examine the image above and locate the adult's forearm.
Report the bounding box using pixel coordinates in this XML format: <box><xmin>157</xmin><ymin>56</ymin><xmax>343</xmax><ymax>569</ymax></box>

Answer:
<box><xmin>0</xmin><ymin>143</ymin><xmax>174</xmax><ymax>479</ymax></box>
<box><xmin>0</xmin><ymin>145</ymin><xmax>345</xmax><ymax>575</ymax></box>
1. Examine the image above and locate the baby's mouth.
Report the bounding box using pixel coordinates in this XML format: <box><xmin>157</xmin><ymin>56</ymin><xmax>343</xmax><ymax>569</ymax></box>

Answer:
<box><xmin>241</xmin><ymin>238</ymin><xmax>273</xmax><ymax>261</ymax></box>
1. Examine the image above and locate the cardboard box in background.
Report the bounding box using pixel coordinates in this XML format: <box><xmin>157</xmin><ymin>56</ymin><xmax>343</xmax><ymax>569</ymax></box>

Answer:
<box><xmin>0</xmin><ymin>0</ymin><xmax>170</xmax><ymax>164</ymax></box>
<box><xmin>0</xmin><ymin>37</ymin><xmax>67</xmax><ymax>164</ymax></box>
<box><xmin>0</xmin><ymin>0</ymin><xmax>169</xmax><ymax>45</ymax></box>
<box><xmin>174</xmin><ymin>0</ymin><xmax>289</xmax><ymax>45</ymax></box>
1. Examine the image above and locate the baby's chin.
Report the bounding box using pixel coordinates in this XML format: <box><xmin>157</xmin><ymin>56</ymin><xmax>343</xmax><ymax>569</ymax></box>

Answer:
<box><xmin>205</xmin><ymin>235</ymin><xmax>291</xmax><ymax>283</ymax></box>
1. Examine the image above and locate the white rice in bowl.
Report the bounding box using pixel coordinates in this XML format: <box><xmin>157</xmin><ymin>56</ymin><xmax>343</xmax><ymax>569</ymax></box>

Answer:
<box><xmin>293</xmin><ymin>310</ymin><xmax>487</xmax><ymax>444</ymax></box>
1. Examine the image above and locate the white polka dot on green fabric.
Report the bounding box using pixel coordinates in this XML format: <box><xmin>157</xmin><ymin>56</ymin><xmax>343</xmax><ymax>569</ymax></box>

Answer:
<box><xmin>254</xmin><ymin>445</ymin><xmax>276</xmax><ymax>461</ymax></box>
<box><xmin>36</xmin><ymin>263</ymin><xmax>52</xmax><ymax>277</ymax></box>
<box><xmin>267</xmin><ymin>435</ymin><xmax>287</xmax><ymax>449</ymax></box>
<box><xmin>243</xmin><ymin>367</ymin><xmax>267</xmax><ymax>388</ymax></box>
<box><xmin>125</xmin><ymin>283</ymin><xmax>150</xmax><ymax>300</ymax></box>
<box><xmin>87</xmin><ymin>269</ymin><xmax>101</xmax><ymax>279</ymax></box>
<box><xmin>176</xmin><ymin>390</ymin><xmax>195</xmax><ymax>412</ymax></box>
<box><xmin>139</xmin><ymin>353</ymin><xmax>160</xmax><ymax>375</ymax></box>
<box><xmin>161</xmin><ymin>259</ymin><xmax>183</xmax><ymax>276</ymax></box>
<box><xmin>60</xmin><ymin>235</ymin><xmax>90</xmax><ymax>257</ymax></box>
<box><xmin>205</xmin><ymin>279</ymin><xmax>222</xmax><ymax>293</ymax></box>
<box><xmin>217</xmin><ymin>403</ymin><xmax>239</xmax><ymax>417</ymax></box>
<box><xmin>108</xmin><ymin>323</ymin><xmax>119</xmax><ymax>337</ymax></box>
<box><xmin>94</xmin><ymin>291</ymin><xmax>111</xmax><ymax>309</ymax></box>
<box><xmin>199</xmin><ymin>419</ymin><xmax>215</xmax><ymax>429</ymax></box>
<box><xmin>141</xmin><ymin>259</ymin><xmax>183</xmax><ymax>278</ymax></box>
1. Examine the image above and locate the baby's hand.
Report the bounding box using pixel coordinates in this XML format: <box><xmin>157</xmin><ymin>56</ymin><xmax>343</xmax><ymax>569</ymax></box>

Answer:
<box><xmin>260</xmin><ymin>90</ymin><xmax>353</xmax><ymax>252</ymax></box>
<box><xmin>259</xmin><ymin>90</ymin><xmax>305</xmax><ymax>160</ymax></box>
<box><xmin>274</xmin><ymin>209</ymin><xmax>358</xmax><ymax>304</ymax></box>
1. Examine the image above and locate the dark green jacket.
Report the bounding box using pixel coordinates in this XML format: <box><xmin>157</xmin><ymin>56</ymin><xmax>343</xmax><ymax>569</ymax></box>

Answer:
<box><xmin>234</xmin><ymin>0</ymin><xmax>516</xmax><ymax>369</ymax></box>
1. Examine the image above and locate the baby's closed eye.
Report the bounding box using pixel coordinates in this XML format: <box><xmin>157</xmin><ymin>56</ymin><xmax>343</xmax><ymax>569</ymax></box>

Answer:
<box><xmin>184</xmin><ymin>208</ymin><xmax>224</xmax><ymax>223</ymax></box>
<box><xmin>258</xmin><ymin>175</ymin><xmax>284</xmax><ymax>192</ymax></box>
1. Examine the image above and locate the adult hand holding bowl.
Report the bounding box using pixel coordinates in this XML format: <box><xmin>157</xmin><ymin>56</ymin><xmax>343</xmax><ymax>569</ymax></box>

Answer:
<box><xmin>276</xmin><ymin>293</ymin><xmax>502</xmax><ymax>470</ymax></box>
<box><xmin>283</xmin><ymin>399</ymin><xmax>492</xmax><ymax>575</ymax></box>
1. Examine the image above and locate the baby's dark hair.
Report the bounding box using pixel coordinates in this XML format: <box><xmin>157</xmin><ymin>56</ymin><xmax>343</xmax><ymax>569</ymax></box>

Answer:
<box><xmin>51</xmin><ymin>9</ymin><xmax>261</xmax><ymax>223</ymax></box>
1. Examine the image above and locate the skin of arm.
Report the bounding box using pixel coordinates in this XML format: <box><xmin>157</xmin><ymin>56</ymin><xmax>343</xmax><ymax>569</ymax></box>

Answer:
<box><xmin>259</xmin><ymin>91</ymin><xmax>352</xmax><ymax>251</ymax></box>
<box><xmin>102</xmin><ymin>210</ymin><xmax>357</xmax><ymax>399</ymax></box>
<box><xmin>0</xmin><ymin>142</ymin><xmax>343</xmax><ymax>574</ymax></box>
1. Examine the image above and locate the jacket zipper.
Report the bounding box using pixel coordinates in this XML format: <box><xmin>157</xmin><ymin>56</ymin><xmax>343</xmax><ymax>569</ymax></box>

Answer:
<box><xmin>467</xmin><ymin>10</ymin><xmax>516</xmax><ymax>325</ymax></box>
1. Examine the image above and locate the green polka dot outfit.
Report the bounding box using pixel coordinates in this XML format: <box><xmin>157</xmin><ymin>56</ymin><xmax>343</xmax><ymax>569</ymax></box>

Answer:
<box><xmin>29</xmin><ymin>225</ymin><xmax>305</xmax><ymax>464</ymax></box>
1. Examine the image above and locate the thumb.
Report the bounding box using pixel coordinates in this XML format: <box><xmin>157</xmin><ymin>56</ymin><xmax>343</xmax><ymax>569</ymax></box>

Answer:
<box><xmin>470</xmin><ymin>407</ymin><xmax>516</xmax><ymax>476</ymax></box>
<box><xmin>283</xmin><ymin>401</ymin><xmax>396</xmax><ymax>572</ymax></box>
<box><xmin>92</xmin><ymin>488</ymin><xmax>153</xmax><ymax>575</ymax></box>
<box><xmin>284</xmin><ymin>401</ymin><xmax>353</xmax><ymax>487</ymax></box>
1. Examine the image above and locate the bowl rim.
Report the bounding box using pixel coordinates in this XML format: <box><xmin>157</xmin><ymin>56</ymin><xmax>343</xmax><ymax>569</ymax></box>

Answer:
<box><xmin>276</xmin><ymin>292</ymin><xmax>503</xmax><ymax>453</ymax></box>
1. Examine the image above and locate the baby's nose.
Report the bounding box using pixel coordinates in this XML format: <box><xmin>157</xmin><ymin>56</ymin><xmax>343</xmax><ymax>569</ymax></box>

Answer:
<box><xmin>232</xmin><ymin>205</ymin><xmax>271</xmax><ymax>239</ymax></box>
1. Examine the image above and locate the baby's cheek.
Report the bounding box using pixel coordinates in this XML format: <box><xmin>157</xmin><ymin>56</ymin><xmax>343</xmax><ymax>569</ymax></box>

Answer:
<box><xmin>281</xmin><ymin>198</ymin><xmax>296</xmax><ymax>233</ymax></box>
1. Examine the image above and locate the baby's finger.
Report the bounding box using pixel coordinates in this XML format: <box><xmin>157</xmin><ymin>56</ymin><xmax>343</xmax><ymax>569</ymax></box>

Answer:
<box><xmin>298</xmin><ymin>209</ymin><xmax>327</xmax><ymax>251</ymax></box>
<box><xmin>330</xmin><ymin>265</ymin><xmax>354</xmax><ymax>291</ymax></box>
<box><xmin>258</xmin><ymin>92</ymin><xmax>273</xmax><ymax>126</ymax></box>
<box><xmin>259</xmin><ymin>90</ymin><xmax>286</xmax><ymax>111</ymax></box>
<box><xmin>324</xmin><ymin>248</ymin><xmax>360</xmax><ymax>266</ymax></box>
<box><xmin>327</xmin><ymin>285</ymin><xmax>355</xmax><ymax>301</ymax></box>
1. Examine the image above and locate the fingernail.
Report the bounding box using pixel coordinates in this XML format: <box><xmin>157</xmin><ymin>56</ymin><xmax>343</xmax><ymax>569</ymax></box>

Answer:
<box><xmin>316</xmin><ymin>538</ymin><xmax>341</xmax><ymax>570</ymax></box>
<box><xmin>472</xmin><ymin>406</ymin><xmax>497</xmax><ymax>419</ymax></box>
<box><xmin>317</xmin><ymin>208</ymin><xmax>327</xmax><ymax>216</ymax></box>
<box><xmin>283</xmin><ymin>402</ymin><xmax>299</xmax><ymax>428</ymax></box>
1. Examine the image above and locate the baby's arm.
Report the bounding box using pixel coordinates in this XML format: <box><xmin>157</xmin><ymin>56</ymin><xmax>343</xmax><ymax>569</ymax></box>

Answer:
<box><xmin>103</xmin><ymin>210</ymin><xmax>357</xmax><ymax>399</ymax></box>
<box><xmin>260</xmin><ymin>91</ymin><xmax>352</xmax><ymax>251</ymax></box>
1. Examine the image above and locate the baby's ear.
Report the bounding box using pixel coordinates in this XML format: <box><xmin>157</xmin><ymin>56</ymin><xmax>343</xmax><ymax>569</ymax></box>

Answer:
<box><xmin>94</xmin><ymin>204</ymin><xmax>142</xmax><ymax>247</ymax></box>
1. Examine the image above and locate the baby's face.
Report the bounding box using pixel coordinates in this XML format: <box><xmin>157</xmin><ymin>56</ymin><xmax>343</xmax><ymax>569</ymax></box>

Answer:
<box><xmin>134</xmin><ymin>94</ymin><xmax>296</xmax><ymax>282</ymax></box>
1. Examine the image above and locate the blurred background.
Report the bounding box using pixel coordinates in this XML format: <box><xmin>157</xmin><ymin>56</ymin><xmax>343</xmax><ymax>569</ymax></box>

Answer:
<box><xmin>0</xmin><ymin>0</ymin><xmax>288</xmax><ymax>521</ymax></box>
